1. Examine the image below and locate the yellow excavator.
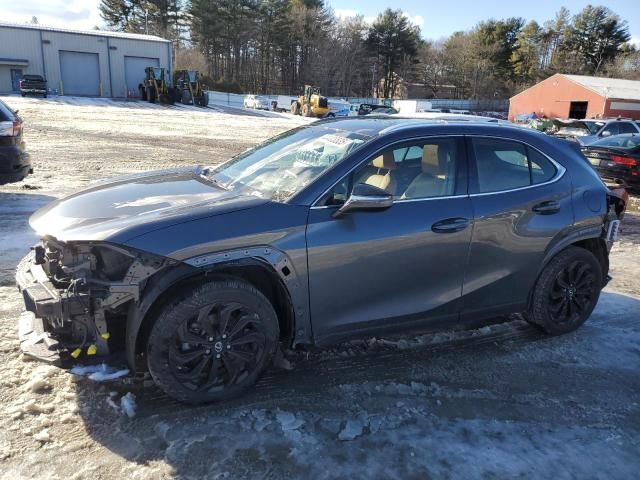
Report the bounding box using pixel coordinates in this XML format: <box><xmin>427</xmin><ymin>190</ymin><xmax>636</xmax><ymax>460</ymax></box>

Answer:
<box><xmin>291</xmin><ymin>85</ymin><xmax>330</xmax><ymax>118</ymax></box>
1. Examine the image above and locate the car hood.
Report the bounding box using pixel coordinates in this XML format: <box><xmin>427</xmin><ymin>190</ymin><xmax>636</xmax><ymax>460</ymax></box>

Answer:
<box><xmin>29</xmin><ymin>167</ymin><xmax>268</xmax><ymax>242</ymax></box>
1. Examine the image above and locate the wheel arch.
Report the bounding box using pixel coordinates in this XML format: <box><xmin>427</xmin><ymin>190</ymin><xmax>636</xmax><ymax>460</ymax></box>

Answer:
<box><xmin>527</xmin><ymin>228</ymin><xmax>609</xmax><ymax>310</ymax></box>
<box><xmin>126</xmin><ymin>248</ymin><xmax>309</xmax><ymax>372</ymax></box>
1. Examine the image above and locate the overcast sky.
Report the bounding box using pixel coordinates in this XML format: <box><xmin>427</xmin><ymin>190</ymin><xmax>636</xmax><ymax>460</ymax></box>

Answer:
<box><xmin>0</xmin><ymin>0</ymin><xmax>638</xmax><ymax>46</ymax></box>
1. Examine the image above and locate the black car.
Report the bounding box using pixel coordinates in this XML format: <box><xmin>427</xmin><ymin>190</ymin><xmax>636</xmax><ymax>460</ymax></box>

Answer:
<box><xmin>358</xmin><ymin>103</ymin><xmax>398</xmax><ymax>115</ymax></box>
<box><xmin>19</xmin><ymin>74</ymin><xmax>47</xmax><ymax>98</ymax></box>
<box><xmin>16</xmin><ymin>118</ymin><xmax>625</xmax><ymax>404</ymax></box>
<box><xmin>0</xmin><ymin>99</ymin><xmax>31</xmax><ymax>185</ymax></box>
<box><xmin>581</xmin><ymin>134</ymin><xmax>640</xmax><ymax>190</ymax></box>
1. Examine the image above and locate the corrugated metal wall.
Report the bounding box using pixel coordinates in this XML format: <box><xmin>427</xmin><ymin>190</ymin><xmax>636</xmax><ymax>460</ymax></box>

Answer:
<box><xmin>0</xmin><ymin>27</ymin><xmax>44</xmax><ymax>92</ymax></box>
<box><xmin>0</xmin><ymin>25</ymin><xmax>171</xmax><ymax>98</ymax></box>
<box><xmin>107</xmin><ymin>37</ymin><xmax>170</xmax><ymax>98</ymax></box>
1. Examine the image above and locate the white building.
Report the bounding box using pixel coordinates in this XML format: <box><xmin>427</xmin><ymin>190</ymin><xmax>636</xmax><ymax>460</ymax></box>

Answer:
<box><xmin>0</xmin><ymin>22</ymin><xmax>172</xmax><ymax>98</ymax></box>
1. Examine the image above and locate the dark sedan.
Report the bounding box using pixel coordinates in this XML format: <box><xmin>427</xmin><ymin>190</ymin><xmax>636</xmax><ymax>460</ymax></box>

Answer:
<box><xmin>581</xmin><ymin>134</ymin><xmax>640</xmax><ymax>190</ymax></box>
<box><xmin>16</xmin><ymin>117</ymin><xmax>625</xmax><ymax>404</ymax></box>
<box><xmin>0</xmin><ymin>99</ymin><xmax>31</xmax><ymax>185</ymax></box>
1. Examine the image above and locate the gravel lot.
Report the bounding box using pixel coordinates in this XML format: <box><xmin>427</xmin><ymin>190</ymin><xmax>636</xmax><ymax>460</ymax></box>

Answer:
<box><xmin>0</xmin><ymin>96</ymin><xmax>638</xmax><ymax>479</ymax></box>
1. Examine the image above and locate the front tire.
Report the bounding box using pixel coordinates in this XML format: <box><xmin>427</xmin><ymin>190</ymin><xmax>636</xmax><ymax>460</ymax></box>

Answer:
<box><xmin>527</xmin><ymin>246</ymin><xmax>602</xmax><ymax>335</ymax></box>
<box><xmin>147</xmin><ymin>279</ymin><xmax>279</xmax><ymax>404</ymax></box>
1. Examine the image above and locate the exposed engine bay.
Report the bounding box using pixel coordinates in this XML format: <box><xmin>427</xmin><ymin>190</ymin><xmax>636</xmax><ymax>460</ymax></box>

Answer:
<box><xmin>16</xmin><ymin>238</ymin><xmax>174</xmax><ymax>365</ymax></box>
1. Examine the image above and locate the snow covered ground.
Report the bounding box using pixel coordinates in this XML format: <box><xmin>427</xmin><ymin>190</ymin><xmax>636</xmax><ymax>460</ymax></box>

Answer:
<box><xmin>0</xmin><ymin>96</ymin><xmax>638</xmax><ymax>479</ymax></box>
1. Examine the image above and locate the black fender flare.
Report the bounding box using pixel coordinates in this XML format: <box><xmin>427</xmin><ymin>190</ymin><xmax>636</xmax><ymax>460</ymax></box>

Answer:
<box><xmin>125</xmin><ymin>246</ymin><xmax>310</xmax><ymax>371</ymax></box>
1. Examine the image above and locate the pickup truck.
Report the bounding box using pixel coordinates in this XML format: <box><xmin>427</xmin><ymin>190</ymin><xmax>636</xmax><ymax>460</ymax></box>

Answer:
<box><xmin>20</xmin><ymin>75</ymin><xmax>47</xmax><ymax>98</ymax></box>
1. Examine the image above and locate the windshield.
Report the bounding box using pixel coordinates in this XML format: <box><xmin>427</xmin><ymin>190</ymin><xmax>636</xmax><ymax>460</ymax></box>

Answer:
<box><xmin>592</xmin><ymin>135</ymin><xmax>640</xmax><ymax>149</ymax></box>
<box><xmin>584</xmin><ymin>122</ymin><xmax>604</xmax><ymax>134</ymax></box>
<box><xmin>556</xmin><ymin>120</ymin><xmax>604</xmax><ymax>135</ymax></box>
<box><xmin>206</xmin><ymin>127</ymin><xmax>371</xmax><ymax>202</ymax></box>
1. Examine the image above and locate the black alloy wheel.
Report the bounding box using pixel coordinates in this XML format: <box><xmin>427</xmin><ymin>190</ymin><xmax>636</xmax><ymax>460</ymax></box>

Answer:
<box><xmin>147</xmin><ymin>279</ymin><xmax>279</xmax><ymax>404</ymax></box>
<box><xmin>170</xmin><ymin>302</ymin><xmax>267</xmax><ymax>392</ymax></box>
<box><xmin>527</xmin><ymin>246</ymin><xmax>602</xmax><ymax>335</ymax></box>
<box><xmin>548</xmin><ymin>260</ymin><xmax>597</xmax><ymax>327</ymax></box>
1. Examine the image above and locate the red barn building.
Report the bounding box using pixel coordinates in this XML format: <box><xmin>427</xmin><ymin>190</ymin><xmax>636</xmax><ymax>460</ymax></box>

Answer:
<box><xmin>509</xmin><ymin>74</ymin><xmax>640</xmax><ymax>121</ymax></box>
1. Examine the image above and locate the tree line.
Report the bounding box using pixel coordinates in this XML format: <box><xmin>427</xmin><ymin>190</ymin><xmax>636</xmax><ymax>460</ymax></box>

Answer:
<box><xmin>99</xmin><ymin>1</ymin><xmax>638</xmax><ymax>98</ymax></box>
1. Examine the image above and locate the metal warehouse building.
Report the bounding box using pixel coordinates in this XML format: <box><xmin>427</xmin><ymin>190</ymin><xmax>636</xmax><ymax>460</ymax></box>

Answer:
<box><xmin>0</xmin><ymin>22</ymin><xmax>171</xmax><ymax>98</ymax></box>
<box><xmin>509</xmin><ymin>73</ymin><xmax>640</xmax><ymax>121</ymax></box>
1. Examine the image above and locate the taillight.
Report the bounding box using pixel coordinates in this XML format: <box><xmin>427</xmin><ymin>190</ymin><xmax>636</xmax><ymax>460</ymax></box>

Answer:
<box><xmin>0</xmin><ymin>120</ymin><xmax>20</xmax><ymax>137</ymax></box>
<box><xmin>611</xmin><ymin>155</ymin><xmax>637</xmax><ymax>167</ymax></box>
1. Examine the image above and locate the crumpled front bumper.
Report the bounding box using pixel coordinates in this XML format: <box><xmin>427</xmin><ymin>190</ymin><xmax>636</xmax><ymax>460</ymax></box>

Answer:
<box><xmin>16</xmin><ymin>252</ymin><xmax>66</xmax><ymax>365</ymax></box>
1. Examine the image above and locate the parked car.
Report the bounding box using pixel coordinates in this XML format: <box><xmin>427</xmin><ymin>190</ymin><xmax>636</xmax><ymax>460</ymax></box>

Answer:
<box><xmin>552</xmin><ymin>118</ymin><xmax>640</xmax><ymax>144</ymax></box>
<box><xmin>19</xmin><ymin>74</ymin><xmax>47</xmax><ymax>98</ymax></box>
<box><xmin>243</xmin><ymin>94</ymin><xmax>271</xmax><ymax>110</ymax></box>
<box><xmin>358</xmin><ymin>103</ymin><xmax>398</xmax><ymax>115</ymax></box>
<box><xmin>550</xmin><ymin>119</ymin><xmax>605</xmax><ymax>140</ymax></box>
<box><xmin>17</xmin><ymin>118</ymin><xmax>626</xmax><ymax>404</ymax></box>
<box><xmin>0</xmin><ymin>99</ymin><xmax>31</xmax><ymax>185</ymax></box>
<box><xmin>326</xmin><ymin>101</ymin><xmax>351</xmax><ymax>118</ymax></box>
<box><xmin>581</xmin><ymin>133</ymin><xmax>640</xmax><ymax>191</ymax></box>
<box><xmin>348</xmin><ymin>104</ymin><xmax>360</xmax><ymax>116</ymax></box>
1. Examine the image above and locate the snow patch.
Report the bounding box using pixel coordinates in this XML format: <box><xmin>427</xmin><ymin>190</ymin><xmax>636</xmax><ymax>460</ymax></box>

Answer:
<box><xmin>32</xmin><ymin>429</ymin><xmax>51</xmax><ymax>443</ymax></box>
<box><xmin>70</xmin><ymin>363</ymin><xmax>129</xmax><ymax>381</ymax></box>
<box><xmin>120</xmin><ymin>392</ymin><xmax>137</xmax><ymax>418</ymax></box>
<box><xmin>275</xmin><ymin>410</ymin><xmax>304</xmax><ymax>431</ymax></box>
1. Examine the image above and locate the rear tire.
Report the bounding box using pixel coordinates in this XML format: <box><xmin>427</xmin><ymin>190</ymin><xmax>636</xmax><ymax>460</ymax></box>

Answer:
<box><xmin>147</xmin><ymin>279</ymin><xmax>279</xmax><ymax>405</ymax></box>
<box><xmin>291</xmin><ymin>102</ymin><xmax>300</xmax><ymax>115</ymax></box>
<box><xmin>526</xmin><ymin>246</ymin><xmax>602</xmax><ymax>335</ymax></box>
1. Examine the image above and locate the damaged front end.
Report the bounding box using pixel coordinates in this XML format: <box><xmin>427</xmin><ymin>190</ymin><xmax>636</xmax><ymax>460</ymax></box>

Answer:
<box><xmin>16</xmin><ymin>238</ymin><xmax>175</xmax><ymax>366</ymax></box>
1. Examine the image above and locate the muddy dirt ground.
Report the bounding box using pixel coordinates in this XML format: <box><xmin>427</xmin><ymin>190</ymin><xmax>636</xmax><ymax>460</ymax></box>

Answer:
<box><xmin>0</xmin><ymin>96</ymin><xmax>638</xmax><ymax>479</ymax></box>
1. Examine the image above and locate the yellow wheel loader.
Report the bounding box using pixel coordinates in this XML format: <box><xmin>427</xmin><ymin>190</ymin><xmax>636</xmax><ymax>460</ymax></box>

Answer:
<box><xmin>139</xmin><ymin>67</ymin><xmax>175</xmax><ymax>105</ymax></box>
<box><xmin>175</xmin><ymin>70</ymin><xmax>208</xmax><ymax>107</ymax></box>
<box><xmin>290</xmin><ymin>85</ymin><xmax>330</xmax><ymax>118</ymax></box>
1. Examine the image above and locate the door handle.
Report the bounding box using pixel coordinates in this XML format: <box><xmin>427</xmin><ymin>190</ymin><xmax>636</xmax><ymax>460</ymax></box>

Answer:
<box><xmin>432</xmin><ymin>217</ymin><xmax>470</xmax><ymax>233</ymax></box>
<box><xmin>532</xmin><ymin>200</ymin><xmax>560</xmax><ymax>215</ymax></box>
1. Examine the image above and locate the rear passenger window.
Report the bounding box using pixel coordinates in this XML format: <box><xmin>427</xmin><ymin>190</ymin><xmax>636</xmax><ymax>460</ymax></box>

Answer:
<box><xmin>472</xmin><ymin>138</ymin><xmax>557</xmax><ymax>193</ymax></box>
<box><xmin>617</xmin><ymin>122</ymin><xmax>638</xmax><ymax>134</ymax></box>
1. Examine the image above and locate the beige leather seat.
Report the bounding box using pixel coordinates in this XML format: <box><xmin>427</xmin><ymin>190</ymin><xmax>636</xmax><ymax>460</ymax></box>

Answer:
<box><xmin>402</xmin><ymin>143</ymin><xmax>451</xmax><ymax>199</ymax></box>
<box><xmin>358</xmin><ymin>150</ymin><xmax>397</xmax><ymax>195</ymax></box>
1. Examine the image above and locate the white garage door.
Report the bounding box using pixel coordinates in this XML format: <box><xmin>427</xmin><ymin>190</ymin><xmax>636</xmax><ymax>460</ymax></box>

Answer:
<box><xmin>59</xmin><ymin>51</ymin><xmax>100</xmax><ymax>96</ymax></box>
<box><xmin>124</xmin><ymin>56</ymin><xmax>159</xmax><ymax>98</ymax></box>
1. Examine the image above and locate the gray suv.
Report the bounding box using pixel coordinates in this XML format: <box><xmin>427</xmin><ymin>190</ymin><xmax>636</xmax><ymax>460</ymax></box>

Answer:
<box><xmin>578</xmin><ymin>118</ymin><xmax>640</xmax><ymax>145</ymax></box>
<box><xmin>16</xmin><ymin>118</ymin><xmax>626</xmax><ymax>404</ymax></box>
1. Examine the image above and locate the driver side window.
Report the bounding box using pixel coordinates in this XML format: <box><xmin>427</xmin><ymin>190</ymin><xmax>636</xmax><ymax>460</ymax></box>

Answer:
<box><xmin>319</xmin><ymin>137</ymin><xmax>463</xmax><ymax>206</ymax></box>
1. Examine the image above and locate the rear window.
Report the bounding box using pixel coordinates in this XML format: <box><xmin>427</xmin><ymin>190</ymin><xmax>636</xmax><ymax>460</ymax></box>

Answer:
<box><xmin>0</xmin><ymin>101</ymin><xmax>16</xmax><ymax>122</ymax></box>
<box><xmin>23</xmin><ymin>75</ymin><xmax>44</xmax><ymax>81</ymax></box>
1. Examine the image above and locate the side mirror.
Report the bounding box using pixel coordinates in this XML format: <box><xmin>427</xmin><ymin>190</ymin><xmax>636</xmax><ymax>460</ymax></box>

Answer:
<box><xmin>333</xmin><ymin>183</ymin><xmax>393</xmax><ymax>217</ymax></box>
<box><xmin>601</xmin><ymin>130</ymin><xmax>611</xmax><ymax>137</ymax></box>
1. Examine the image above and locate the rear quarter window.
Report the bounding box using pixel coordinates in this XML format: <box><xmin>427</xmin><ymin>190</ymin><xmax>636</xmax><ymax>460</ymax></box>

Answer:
<box><xmin>0</xmin><ymin>101</ymin><xmax>15</xmax><ymax>122</ymax></box>
<box><xmin>527</xmin><ymin>147</ymin><xmax>557</xmax><ymax>184</ymax></box>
